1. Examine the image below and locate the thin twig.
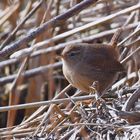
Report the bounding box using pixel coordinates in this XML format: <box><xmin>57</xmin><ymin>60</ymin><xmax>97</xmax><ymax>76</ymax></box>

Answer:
<box><xmin>0</xmin><ymin>62</ymin><xmax>62</xmax><ymax>85</ymax></box>
<box><xmin>0</xmin><ymin>94</ymin><xmax>96</xmax><ymax>112</ymax></box>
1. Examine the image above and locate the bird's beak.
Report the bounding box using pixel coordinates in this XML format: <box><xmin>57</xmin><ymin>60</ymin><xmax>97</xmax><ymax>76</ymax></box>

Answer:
<box><xmin>56</xmin><ymin>54</ymin><xmax>64</xmax><ymax>60</ymax></box>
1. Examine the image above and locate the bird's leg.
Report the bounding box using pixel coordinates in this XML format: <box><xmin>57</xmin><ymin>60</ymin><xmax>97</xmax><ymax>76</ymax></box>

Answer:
<box><xmin>89</xmin><ymin>81</ymin><xmax>100</xmax><ymax>100</ymax></box>
<box><xmin>89</xmin><ymin>81</ymin><xmax>107</xmax><ymax>114</ymax></box>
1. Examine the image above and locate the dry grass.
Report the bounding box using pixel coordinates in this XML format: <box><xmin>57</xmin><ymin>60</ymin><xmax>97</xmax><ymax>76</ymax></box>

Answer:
<box><xmin>0</xmin><ymin>0</ymin><xmax>140</xmax><ymax>139</ymax></box>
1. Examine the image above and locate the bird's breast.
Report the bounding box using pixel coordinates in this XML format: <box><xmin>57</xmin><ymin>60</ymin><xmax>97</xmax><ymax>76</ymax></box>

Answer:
<box><xmin>62</xmin><ymin>60</ymin><xmax>91</xmax><ymax>92</ymax></box>
<box><xmin>62</xmin><ymin>60</ymin><xmax>75</xmax><ymax>85</ymax></box>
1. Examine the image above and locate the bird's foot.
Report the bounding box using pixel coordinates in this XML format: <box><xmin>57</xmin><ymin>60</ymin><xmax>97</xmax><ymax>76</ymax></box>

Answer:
<box><xmin>89</xmin><ymin>81</ymin><xmax>100</xmax><ymax>100</ymax></box>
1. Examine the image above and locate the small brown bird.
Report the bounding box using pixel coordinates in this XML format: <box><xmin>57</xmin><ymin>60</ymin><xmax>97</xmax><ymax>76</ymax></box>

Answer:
<box><xmin>61</xmin><ymin>43</ymin><xmax>124</xmax><ymax>95</ymax></box>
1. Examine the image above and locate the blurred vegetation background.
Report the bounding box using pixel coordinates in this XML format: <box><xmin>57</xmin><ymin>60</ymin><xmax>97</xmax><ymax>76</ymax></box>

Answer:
<box><xmin>0</xmin><ymin>0</ymin><xmax>140</xmax><ymax>139</ymax></box>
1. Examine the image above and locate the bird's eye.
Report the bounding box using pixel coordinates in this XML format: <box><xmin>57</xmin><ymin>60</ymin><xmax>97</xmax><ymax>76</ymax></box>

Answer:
<box><xmin>67</xmin><ymin>51</ymin><xmax>80</xmax><ymax>57</ymax></box>
<box><xmin>69</xmin><ymin>52</ymin><xmax>76</xmax><ymax>57</ymax></box>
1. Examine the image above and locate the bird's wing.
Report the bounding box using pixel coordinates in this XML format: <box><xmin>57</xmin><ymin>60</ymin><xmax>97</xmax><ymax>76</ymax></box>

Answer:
<box><xmin>83</xmin><ymin>48</ymin><xmax>124</xmax><ymax>73</ymax></box>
